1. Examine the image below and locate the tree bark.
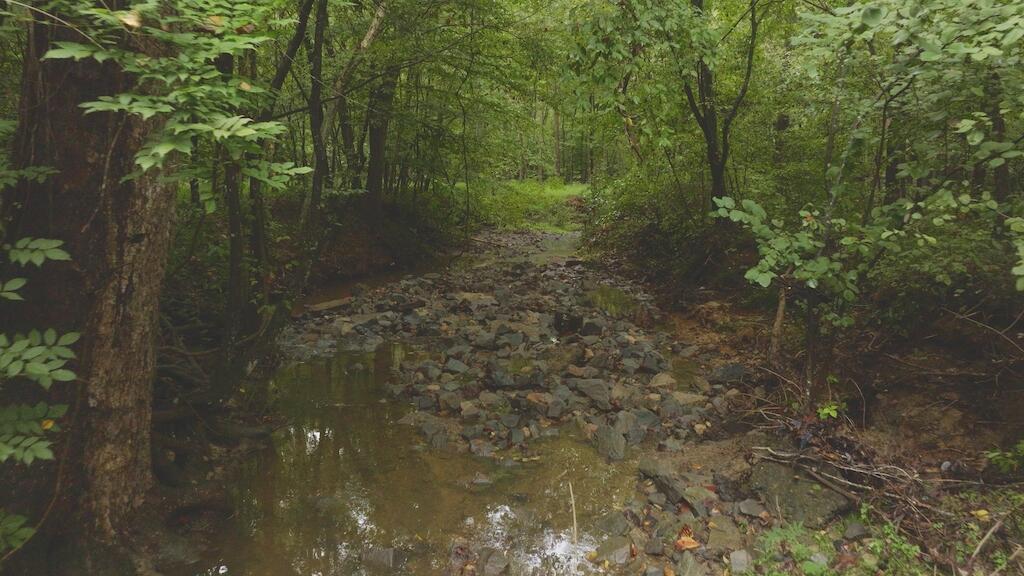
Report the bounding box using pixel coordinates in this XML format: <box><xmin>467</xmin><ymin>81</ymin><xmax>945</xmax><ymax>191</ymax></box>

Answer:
<box><xmin>3</xmin><ymin>12</ymin><xmax>176</xmax><ymax>544</ymax></box>
<box><xmin>365</xmin><ymin>67</ymin><xmax>400</xmax><ymax>225</ymax></box>
<box><xmin>299</xmin><ymin>0</ymin><xmax>329</xmax><ymax>238</ymax></box>
<box><xmin>769</xmin><ymin>285</ymin><xmax>787</xmax><ymax>365</ymax></box>
<box><xmin>985</xmin><ymin>73</ymin><xmax>1011</xmax><ymax>202</ymax></box>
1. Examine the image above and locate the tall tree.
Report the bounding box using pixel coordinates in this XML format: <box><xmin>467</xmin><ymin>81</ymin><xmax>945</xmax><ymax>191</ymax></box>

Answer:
<box><xmin>3</xmin><ymin>5</ymin><xmax>175</xmax><ymax>548</ymax></box>
<box><xmin>683</xmin><ymin>0</ymin><xmax>761</xmax><ymax>203</ymax></box>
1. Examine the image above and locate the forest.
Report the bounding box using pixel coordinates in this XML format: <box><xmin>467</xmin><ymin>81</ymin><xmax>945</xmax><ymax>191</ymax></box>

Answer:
<box><xmin>0</xmin><ymin>0</ymin><xmax>1022</xmax><ymax>574</ymax></box>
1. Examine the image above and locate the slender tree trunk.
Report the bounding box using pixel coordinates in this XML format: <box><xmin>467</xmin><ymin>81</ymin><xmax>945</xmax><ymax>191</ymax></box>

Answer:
<box><xmin>985</xmin><ymin>74</ymin><xmax>1011</xmax><ymax>202</ymax></box>
<box><xmin>246</xmin><ymin>0</ymin><xmax>317</xmax><ymax>301</ymax></box>
<box><xmin>365</xmin><ymin>67</ymin><xmax>400</xmax><ymax>225</ymax></box>
<box><xmin>299</xmin><ymin>0</ymin><xmax>329</xmax><ymax>239</ymax></box>
<box><xmin>338</xmin><ymin>95</ymin><xmax>363</xmax><ymax>189</ymax></box>
<box><xmin>769</xmin><ymin>286</ymin><xmax>787</xmax><ymax>365</ymax></box>
<box><xmin>553</xmin><ymin>107</ymin><xmax>562</xmax><ymax>180</ymax></box>
<box><xmin>320</xmin><ymin>0</ymin><xmax>389</xmax><ymax>141</ymax></box>
<box><xmin>4</xmin><ymin>11</ymin><xmax>176</xmax><ymax>548</ymax></box>
<box><xmin>221</xmin><ymin>159</ymin><xmax>246</xmax><ymax>383</ymax></box>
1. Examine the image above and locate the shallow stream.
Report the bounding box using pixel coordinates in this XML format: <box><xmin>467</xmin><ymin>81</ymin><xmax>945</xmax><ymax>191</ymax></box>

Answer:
<box><xmin>195</xmin><ymin>306</ymin><xmax>640</xmax><ymax>574</ymax></box>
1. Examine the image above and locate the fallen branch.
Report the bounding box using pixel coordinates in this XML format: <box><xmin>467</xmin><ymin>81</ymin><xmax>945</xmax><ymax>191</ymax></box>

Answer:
<box><xmin>943</xmin><ymin>307</ymin><xmax>1024</xmax><ymax>358</ymax></box>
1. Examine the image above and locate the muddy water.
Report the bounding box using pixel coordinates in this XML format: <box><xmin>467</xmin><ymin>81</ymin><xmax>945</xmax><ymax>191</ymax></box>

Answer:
<box><xmin>195</xmin><ymin>342</ymin><xmax>638</xmax><ymax>575</ymax></box>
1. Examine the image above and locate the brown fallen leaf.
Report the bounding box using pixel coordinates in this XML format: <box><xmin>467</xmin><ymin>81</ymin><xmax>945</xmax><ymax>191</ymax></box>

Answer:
<box><xmin>674</xmin><ymin>535</ymin><xmax>700</xmax><ymax>551</ymax></box>
<box><xmin>674</xmin><ymin>526</ymin><xmax>700</xmax><ymax>551</ymax></box>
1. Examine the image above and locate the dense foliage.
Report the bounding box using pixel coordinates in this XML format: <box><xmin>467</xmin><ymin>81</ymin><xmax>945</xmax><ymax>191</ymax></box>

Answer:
<box><xmin>0</xmin><ymin>0</ymin><xmax>1020</xmax><ymax>569</ymax></box>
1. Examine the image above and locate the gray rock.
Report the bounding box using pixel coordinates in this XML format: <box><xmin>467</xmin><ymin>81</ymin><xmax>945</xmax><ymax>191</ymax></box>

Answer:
<box><xmin>595</xmin><ymin>511</ymin><xmax>631</xmax><ymax>536</ymax></box>
<box><xmin>711</xmin><ymin>396</ymin><xmax>729</xmax><ymax>415</ymax></box>
<box><xmin>595</xmin><ymin>425</ymin><xmax>627</xmax><ymax>461</ymax></box>
<box><xmin>738</xmin><ymin>498</ymin><xmax>767</xmax><ymax>518</ymax></box>
<box><xmin>634</xmin><ymin>408</ymin><xmax>661</xmax><ymax>429</ymax></box>
<box><xmin>490</xmin><ymin>369</ymin><xmax>518</xmax><ymax>389</ymax></box>
<box><xmin>498</xmin><ymin>332</ymin><xmax>525</xmax><ymax>347</ymax></box>
<box><xmin>639</xmin><ymin>458</ymin><xmax>686</xmax><ymax>505</ymax></box>
<box><xmin>580</xmin><ymin>317</ymin><xmax>605</xmax><ymax>336</ymax></box>
<box><xmin>620</xmin><ymin>358</ymin><xmax>640</xmax><ymax>373</ymax></box>
<box><xmin>480</xmin><ymin>550</ymin><xmax>510</xmax><ymax>576</ymax></box>
<box><xmin>650</xmin><ymin>372</ymin><xmax>677</xmax><ymax>388</ymax></box>
<box><xmin>672</xmin><ymin>392</ymin><xmax>708</xmax><ymax>406</ymax></box>
<box><xmin>569</xmin><ymin>378</ymin><xmax>612</xmax><ymax>410</ymax></box>
<box><xmin>674</xmin><ymin>552</ymin><xmax>707</xmax><ymax>576</ymax></box>
<box><xmin>546</xmin><ymin>397</ymin><xmax>566</xmax><ymax>418</ymax></box>
<box><xmin>709</xmin><ymin>363</ymin><xmax>746</xmax><ymax>383</ymax></box>
<box><xmin>706</xmin><ymin>516</ymin><xmax>743</xmax><ymax>553</ymax></box>
<box><xmin>470</xmin><ymin>439</ymin><xmax>496</xmax><ymax>457</ymax></box>
<box><xmin>500</xmin><ymin>413</ymin><xmax>520</xmax><ymax>429</ymax></box>
<box><xmin>478</xmin><ymin>391</ymin><xmax>503</xmax><ymax>407</ymax></box>
<box><xmin>729</xmin><ymin>549</ymin><xmax>753</xmax><ymax>574</ymax></box>
<box><xmin>419</xmin><ymin>362</ymin><xmax>443</xmax><ymax>379</ymax></box>
<box><xmin>614</xmin><ymin>410</ymin><xmax>646</xmax><ymax>445</ymax></box>
<box><xmin>682</xmin><ymin>485</ymin><xmax>717</xmax><ymax>518</ymax></box>
<box><xmin>844</xmin><ymin>520</ymin><xmax>868</xmax><ymax>541</ymax></box>
<box><xmin>658</xmin><ymin>397</ymin><xmax>684</xmax><ymax>418</ymax></box>
<box><xmin>439</xmin><ymin>392</ymin><xmax>462</xmax><ymax>412</ymax></box>
<box><xmin>749</xmin><ymin>462</ymin><xmax>851</xmax><ymax>528</ymax></box>
<box><xmin>658</xmin><ymin>438</ymin><xmax>685</xmax><ymax>452</ymax></box>
<box><xmin>474</xmin><ymin>332</ymin><xmax>497</xmax><ymax>350</ymax></box>
<box><xmin>445</xmin><ymin>358</ymin><xmax>470</xmax><ymax>373</ymax></box>
<box><xmin>640</xmin><ymin>352</ymin><xmax>664</xmax><ymax>373</ymax></box>
<box><xmin>460</xmin><ymin>401</ymin><xmax>481</xmax><ymax>420</ymax></box>
<box><xmin>592</xmin><ymin>536</ymin><xmax>632</xmax><ymax>565</ymax></box>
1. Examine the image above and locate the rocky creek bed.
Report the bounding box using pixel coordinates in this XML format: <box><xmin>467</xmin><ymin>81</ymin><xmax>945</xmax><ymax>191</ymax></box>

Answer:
<box><xmin>192</xmin><ymin>231</ymin><xmax>864</xmax><ymax>576</ymax></box>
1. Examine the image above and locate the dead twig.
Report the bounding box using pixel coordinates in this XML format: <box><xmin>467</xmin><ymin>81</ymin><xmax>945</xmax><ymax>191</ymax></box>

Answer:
<box><xmin>942</xmin><ymin>307</ymin><xmax>1024</xmax><ymax>357</ymax></box>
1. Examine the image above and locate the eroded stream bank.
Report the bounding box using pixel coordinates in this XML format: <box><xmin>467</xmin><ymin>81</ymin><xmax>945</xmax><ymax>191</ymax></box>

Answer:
<box><xmin>176</xmin><ymin>231</ymin><xmax>859</xmax><ymax>576</ymax></box>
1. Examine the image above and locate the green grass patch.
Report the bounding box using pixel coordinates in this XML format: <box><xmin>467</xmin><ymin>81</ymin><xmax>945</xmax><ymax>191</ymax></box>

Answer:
<box><xmin>476</xmin><ymin>179</ymin><xmax>589</xmax><ymax>232</ymax></box>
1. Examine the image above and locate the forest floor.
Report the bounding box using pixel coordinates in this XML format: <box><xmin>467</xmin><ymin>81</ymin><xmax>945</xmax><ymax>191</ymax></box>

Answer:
<box><xmin>145</xmin><ymin>227</ymin><xmax>1022</xmax><ymax>576</ymax></box>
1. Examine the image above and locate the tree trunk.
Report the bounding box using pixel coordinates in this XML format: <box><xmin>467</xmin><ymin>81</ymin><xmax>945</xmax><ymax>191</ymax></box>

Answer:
<box><xmin>365</xmin><ymin>67</ymin><xmax>400</xmax><ymax>225</ymax></box>
<box><xmin>553</xmin><ymin>107</ymin><xmax>562</xmax><ymax>179</ymax></box>
<box><xmin>299</xmin><ymin>0</ymin><xmax>329</xmax><ymax>239</ymax></box>
<box><xmin>769</xmin><ymin>286</ymin><xmax>787</xmax><ymax>365</ymax></box>
<box><xmin>221</xmin><ymin>159</ymin><xmax>246</xmax><ymax>387</ymax></box>
<box><xmin>338</xmin><ymin>95</ymin><xmax>363</xmax><ymax>189</ymax></box>
<box><xmin>4</xmin><ymin>13</ymin><xmax>176</xmax><ymax>545</ymax></box>
<box><xmin>985</xmin><ymin>74</ymin><xmax>1011</xmax><ymax>202</ymax></box>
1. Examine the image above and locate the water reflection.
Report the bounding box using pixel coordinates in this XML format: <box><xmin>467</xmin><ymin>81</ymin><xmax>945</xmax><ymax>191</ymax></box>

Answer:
<box><xmin>189</xmin><ymin>342</ymin><xmax>637</xmax><ymax>575</ymax></box>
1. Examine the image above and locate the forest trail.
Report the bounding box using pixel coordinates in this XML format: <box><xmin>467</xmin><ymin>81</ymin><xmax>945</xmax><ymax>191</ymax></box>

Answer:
<box><xmin>175</xmin><ymin>230</ymin><xmax>840</xmax><ymax>576</ymax></box>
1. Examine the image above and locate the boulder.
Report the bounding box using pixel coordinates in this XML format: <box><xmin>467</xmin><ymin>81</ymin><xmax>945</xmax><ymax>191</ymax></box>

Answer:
<box><xmin>748</xmin><ymin>462</ymin><xmax>851</xmax><ymax>528</ymax></box>
<box><xmin>595</xmin><ymin>425</ymin><xmax>627</xmax><ymax>461</ymax></box>
<box><xmin>568</xmin><ymin>378</ymin><xmax>612</xmax><ymax>410</ymax></box>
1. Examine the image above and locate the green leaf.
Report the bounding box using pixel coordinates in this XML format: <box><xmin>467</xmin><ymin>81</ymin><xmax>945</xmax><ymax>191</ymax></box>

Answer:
<box><xmin>42</xmin><ymin>43</ymin><xmax>96</xmax><ymax>61</ymax></box>
<box><xmin>861</xmin><ymin>5</ymin><xmax>884</xmax><ymax>27</ymax></box>
<box><xmin>50</xmin><ymin>370</ymin><xmax>76</xmax><ymax>382</ymax></box>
